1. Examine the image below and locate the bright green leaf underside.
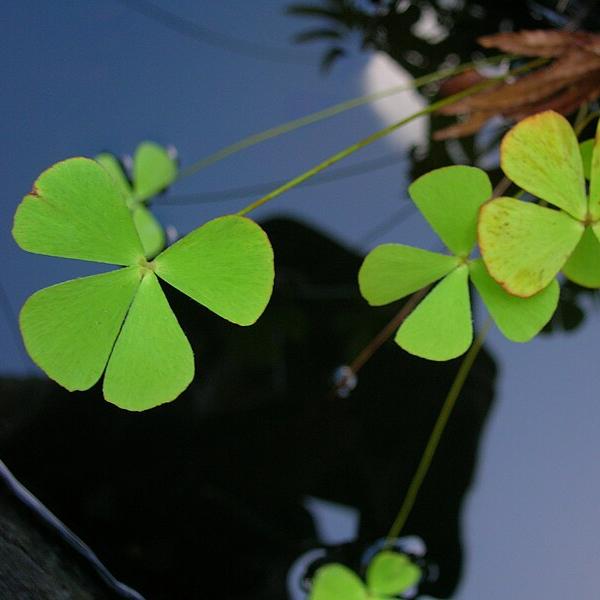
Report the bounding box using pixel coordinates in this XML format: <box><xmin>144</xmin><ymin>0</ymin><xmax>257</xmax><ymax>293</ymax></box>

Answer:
<box><xmin>501</xmin><ymin>111</ymin><xmax>587</xmax><ymax>220</ymax></box>
<box><xmin>469</xmin><ymin>259</ymin><xmax>559</xmax><ymax>342</ymax></box>
<box><xmin>309</xmin><ymin>564</ymin><xmax>366</xmax><ymax>600</ymax></box>
<box><xmin>580</xmin><ymin>139</ymin><xmax>593</xmax><ymax>181</ymax></box>
<box><xmin>366</xmin><ymin>552</ymin><xmax>421</xmax><ymax>596</ymax></box>
<box><xmin>19</xmin><ymin>267</ymin><xmax>141</xmax><ymax>391</ymax></box>
<box><xmin>13</xmin><ymin>158</ymin><xmax>144</xmax><ymax>266</ymax></box>
<box><xmin>562</xmin><ymin>226</ymin><xmax>600</xmax><ymax>288</ymax></box>
<box><xmin>155</xmin><ymin>215</ymin><xmax>274</xmax><ymax>326</ymax></box>
<box><xmin>96</xmin><ymin>152</ymin><xmax>132</xmax><ymax>200</ymax></box>
<box><xmin>396</xmin><ymin>265</ymin><xmax>472</xmax><ymax>361</ymax></box>
<box><xmin>133</xmin><ymin>141</ymin><xmax>177</xmax><ymax>201</ymax></box>
<box><xmin>479</xmin><ymin>197</ymin><xmax>583</xmax><ymax>297</ymax></box>
<box><xmin>358</xmin><ymin>244</ymin><xmax>459</xmax><ymax>306</ymax></box>
<box><xmin>13</xmin><ymin>157</ymin><xmax>277</xmax><ymax>410</ymax></box>
<box><xmin>96</xmin><ymin>151</ymin><xmax>167</xmax><ymax>258</ymax></box>
<box><xmin>592</xmin><ymin>221</ymin><xmax>600</xmax><ymax>247</ymax></box>
<box><xmin>408</xmin><ymin>165</ymin><xmax>492</xmax><ymax>256</ymax></box>
<box><xmin>103</xmin><ymin>272</ymin><xmax>194</xmax><ymax>411</ymax></box>
<box><xmin>132</xmin><ymin>204</ymin><xmax>165</xmax><ymax>258</ymax></box>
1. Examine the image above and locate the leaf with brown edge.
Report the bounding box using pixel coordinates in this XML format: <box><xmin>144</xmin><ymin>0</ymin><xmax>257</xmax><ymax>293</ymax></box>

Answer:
<box><xmin>478</xmin><ymin>197</ymin><xmax>583</xmax><ymax>298</ymax></box>
<box><xmin>500</xmin><ymin>111</ymin><xmax>587</xmax><ymax>220</ymax></box>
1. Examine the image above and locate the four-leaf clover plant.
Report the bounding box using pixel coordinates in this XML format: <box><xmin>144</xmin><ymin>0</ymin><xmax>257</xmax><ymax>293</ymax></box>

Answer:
<box><xmin>96</xmin><ymin>141</ymin><xmax>177</xmax><ymax>258</ymax></box>
<box><xmin>12</xmin><ymin>158</ymin><xmax>274</xmax><ymax>411</ymax></box>
<box><xmin>478</xmin><ymin>110</ymin><xmax>600</xmax><ymax>296</ymax></box>
<box><xmin>359</xmin><ymin>166</ymin><xmax>558</xmax><ymax>361</ymax></box>
<box><xmin>309</xmin><ymin>551</ymin><xmax>422</xmax><ymax>600</ymax></box>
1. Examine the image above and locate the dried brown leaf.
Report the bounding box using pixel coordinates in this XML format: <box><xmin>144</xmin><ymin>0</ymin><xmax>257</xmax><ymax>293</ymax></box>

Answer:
<box><xmin>507</xmin><ymin>74</ymin><xmax>600</xmax><ymax>119</ymax></box>
<box><xmin>438</xmin><ymin>68</ymin><xmax>487</xmax><ymax>97</ymax></box>
<box><xmin>440</xmin><ymin>48</ymin><xmax>600</xmax><ymax>115</ymax></box>
<box><xmin>433</xmin><ymin>30</ymin><xmax>600</xmax><ymax>139</ymax></box>
<box><xmin>478</xmin><ymin>30</ymin><xmax>596</xmax><ymax>57</ymax></box>
<box><xmin>433</xmin><ymin>111</ymin><xmax>493</xmax><ymax>141</ymax></box>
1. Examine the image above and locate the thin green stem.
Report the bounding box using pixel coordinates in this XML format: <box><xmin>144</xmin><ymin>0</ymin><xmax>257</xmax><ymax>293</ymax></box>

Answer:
<box><xmin>177</xmin><ymin>54</ymin><xmax>512</xmax><ymax>180</ymax></box>
<box><xmin>237</xmin><ymin>58</ymin><xmax>547</xmax><ymax>217</ymax></box>
<box><xmin>385</xmin><ymin>319</ymin><xmax>493</xmax><ymax>544</ymax></box>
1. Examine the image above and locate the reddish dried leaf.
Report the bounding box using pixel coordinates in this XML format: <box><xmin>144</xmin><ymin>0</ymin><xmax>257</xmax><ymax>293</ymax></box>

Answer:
<box><xmin>478</xmin><ymin>30</ymin><xmax>597</xmax><ymax>57</ymax></box>
<box><xmin>508</xmin><ymin>75</ymin><xmax>600</xmax><ymax>120</ymax></box>
<box><xmin>434</xmin><ymin>30</ymin><xmax>600</xmax><ymax>139</ymax></box>
<box><xmin>433</xmin><ymin>111</ymin><xmax>493</xmax><ymax>141</ymax></box>
<box><xmin>440</xmin><ymin>49</ymin><xmax>600</xmax><ymax>115</ymax></box>
<box><xmin>438</xmin><ymin>68</ymin><xmax>487</xmax><ymax>97</ymax></box>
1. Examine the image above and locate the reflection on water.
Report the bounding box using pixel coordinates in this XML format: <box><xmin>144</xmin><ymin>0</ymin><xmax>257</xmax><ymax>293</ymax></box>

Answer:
<box><xmin>1</xmin><ymin>219</ymin><xmax>496</xmax><ymax>598</ymax></box>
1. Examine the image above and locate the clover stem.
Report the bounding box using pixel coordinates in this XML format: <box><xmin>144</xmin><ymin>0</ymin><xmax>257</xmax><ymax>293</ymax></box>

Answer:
<box><xmin>176</xmin><ymin>54</ymin><xmax>513</xmax><ymax>181</ymax></box>
<box><xmin>384</xmin><ymin>319</ymin><xmax>493</xmax><ymax>545</ymax></box>
<box><xmin>331</xmin><ymin>286</ymin><xmax>430</xmax><ymax>398</ymax></box>
<box><xmin>491</xmin><ymin>176</ymin><xmax>512</xmax><ymax>198</ymax></box>
<box><xmin>352</xmin><ymin>287</ymin><xmax>430</xmax><ymax>375</ymax></box>
<box><xmin>237</xmin><ymin>57</ymin><xmax>548</xmax><ymax>217</ymax></box>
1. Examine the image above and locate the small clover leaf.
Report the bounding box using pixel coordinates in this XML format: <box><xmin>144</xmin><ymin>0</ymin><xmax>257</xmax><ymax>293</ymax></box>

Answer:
<box><xmin>395</xmin><ymin>265</ymin><xmax>473</xmax><ymax>361</ymax></box>
<box><xmin>562</xmin><ymin>226</ymin><xmax>600</xmax><ymax>288</ymax></box>
<box><xmin>409</xmin><ymin>163</ymin><xmax>492</xmax><ymax>257</ymax></box>
<box><xmin>309</xmin><ymin>552</ymin><xmax>422</xmax><ymax>600</ymax></box>
<box><xmin>479</xmin><ymin>111</ymin><xmax>600</xmax><ymax>295</ymax></box>
<box><xmin>13</xmin><ymin>158</ymin><xmax>274</xmax><ymax>411</ymax></box>
<box><xmin>479</xmin><ymin>197</ymin><xmax>583</xmax><ymax>295</ymax></box>
<box><xmin>359</xmin><ymin>245</ymin><xmax>460</xmax><ymax>306</ymax></box>
<box><xmin>310</xmin><ymin>564</ymin><xmax>366</xmax><ymax>600</ymax></box>
<box><xmin>359</xmin><ymin>166</ymin><xmax>559</xmax><ymax>361</ymax></box>
<box><xmin>366</xmin><ymin>551</ymin><xmax>422</xmax><ymax>597</ymax></box>
<box><xmin>96</xmin><ymin>141</ymin><xmax>177</xmax><ymax>258</ymax></box>
<box><xmin>132</xmin><ymin>141</ymin><xmax>178</xmax><ymax>201</ymax></box>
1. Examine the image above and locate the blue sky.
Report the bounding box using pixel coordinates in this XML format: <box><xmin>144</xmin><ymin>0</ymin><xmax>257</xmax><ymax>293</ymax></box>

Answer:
<box><xmin>2</xmin><ymin>2</ymin><xmax>599</xmax><ymax>598</ymax></box>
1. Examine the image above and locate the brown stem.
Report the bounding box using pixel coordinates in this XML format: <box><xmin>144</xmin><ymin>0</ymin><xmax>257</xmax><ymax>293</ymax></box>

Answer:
<box><xmin>333</xmin><ymin>286</ymin><xmax>430</xmax><ymax>396</ymax></box>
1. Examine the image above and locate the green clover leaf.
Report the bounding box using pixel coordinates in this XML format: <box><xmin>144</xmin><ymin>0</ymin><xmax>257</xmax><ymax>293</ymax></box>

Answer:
<box><xmin>96</xmin><ymin>141</ymin><xmax>177</xmax><ymax>258</ymax></box>
<box><xmin>359</xmin><ymin>166</ymin><xmax>559</xmax><ymax>361</ymax></box>
<box><xmin>479</xmin><ymin>111</ymin><xmax>600</xmax><ymax>295</ymax></box>
<box><xmin>366</xmin><ymin>551</ymin><xmax>422</xmax><ymax>597</ymax></box>
<box><xmin>13</xmin><ymin>157</ymin><xmax>274</xmax><ymax>411</ymax></box>
<box><xmin>580</xmin><ymin>138</ymin><xmax>594</xmax><ymax>181</ymax></box>
<box><xmin>310</xmin><ymin>564</ymin><xmax>367</xmax><ymax>600</ymax></box>
<box><xmin>309</xmin><ymin>552</ymin><xmax>422</xmax><ymax>600</ymax></box>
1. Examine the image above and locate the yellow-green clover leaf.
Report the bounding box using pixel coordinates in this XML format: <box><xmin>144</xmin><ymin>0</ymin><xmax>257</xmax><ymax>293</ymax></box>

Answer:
<box><xmin>580</xmin><ymin>138</ymin><xmax>594</xmax><ymax>181</ymax></box>
<box><xmin>13</xmin><ymin>157</ymin><xmax>274</xmax><ymax>411</ymax></box>
<box><xmin>309</xmin><ymin>552</ymin><xmax>422</xmax><ymax>600</ymax></box>
<box><xmin>96</xmin><ymin>141</ymin><xmax>177</xmax><ymax>258</ymax></box>
<box><xmin>479</xmin><ymin>110</ymin><xmax>600</xmax><ymax>295</ymax></box>
<box><xmin>359</xmin><ymin>166</ymin><xmax>559</xmax><ymax>361</ymax></box>
<box><xmin>310</xmin><ymin>564</ymin><xmax>366</xmax><ymax>600</ymax></box>
<box><xmin>365</xmin><ymin>551</ymin><xmax>422</xmax><ymax>597</ymax></box>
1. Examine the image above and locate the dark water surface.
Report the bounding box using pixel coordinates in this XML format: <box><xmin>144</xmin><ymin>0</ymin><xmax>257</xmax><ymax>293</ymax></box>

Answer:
<box><xmin>1</xmin><ymin>2</ymin><xmax>600</xmax><ymax>598</ymax></box>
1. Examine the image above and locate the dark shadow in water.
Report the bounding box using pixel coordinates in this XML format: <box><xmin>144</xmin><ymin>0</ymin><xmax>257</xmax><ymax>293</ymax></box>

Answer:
<box><xmin>0</xmin><ymin>218</ymin><xmax>496</xmax><ymax>599</ymax></box>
